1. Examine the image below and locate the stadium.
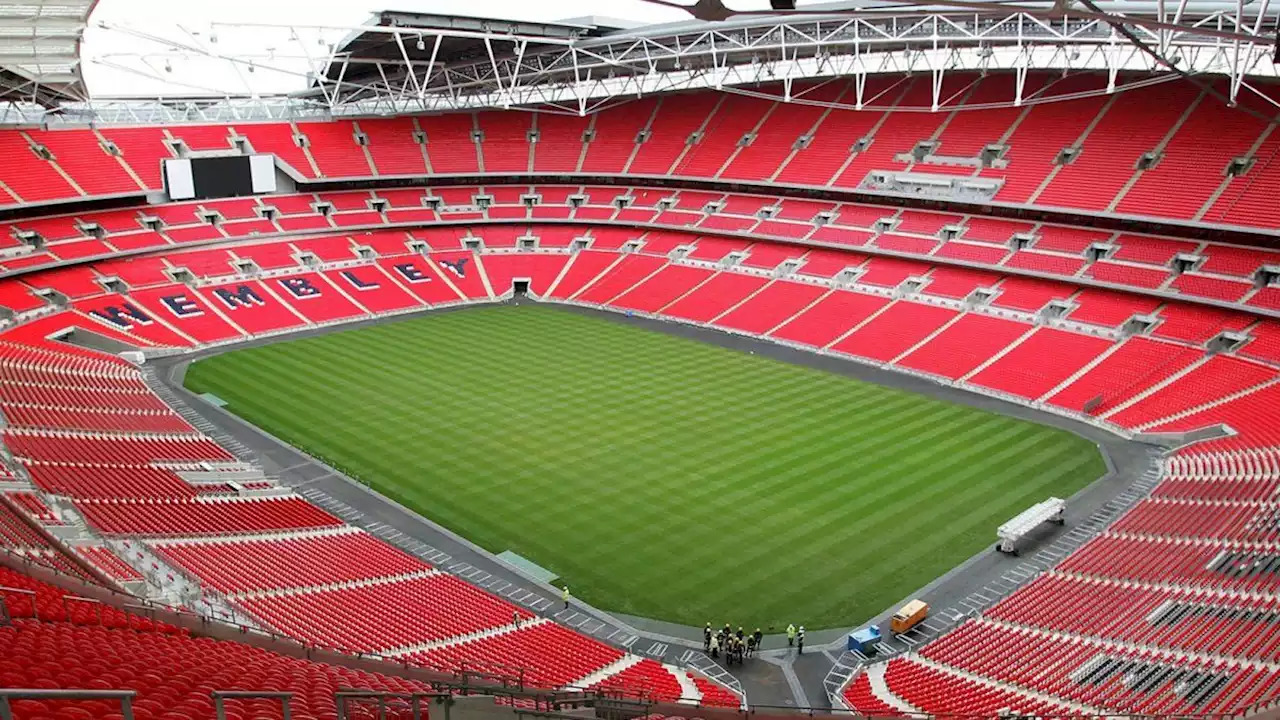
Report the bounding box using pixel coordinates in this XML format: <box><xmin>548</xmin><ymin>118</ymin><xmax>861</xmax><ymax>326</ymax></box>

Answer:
<box><xmin>0</xmin><ymin>0</ymin><xmax>1279</xmax><ymax>716</ymax></box>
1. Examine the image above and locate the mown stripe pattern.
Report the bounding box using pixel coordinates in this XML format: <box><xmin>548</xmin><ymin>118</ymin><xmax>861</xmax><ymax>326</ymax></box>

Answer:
<box><xmin>184</xmin><ymin>305</ymin><xmax>1106</xmax><ymax>631</ymax></box>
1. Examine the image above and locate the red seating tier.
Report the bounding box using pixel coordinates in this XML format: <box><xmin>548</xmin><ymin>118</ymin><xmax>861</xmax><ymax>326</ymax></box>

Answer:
<box><xmin>660</xmin><ymin>273</ymin><xmax>768</xmax><ymax>323</ymax></box>
<box><xmin>1046</xmin><ymin>338</ymin><xmax>1202</xmax><ymax>414</ymax></box>
<box><xmin>1104</xmin><ymin>355</ymin><xmax>1275</xmax><ymax>428</ymax></box>
<box><xmin>590</xmin><ymin>661</ymin><xmax>685</xmax><ymax>702</ymax></box>
<box><xmin>715</xmin><ymin>281</ymin><xmax>827</xmax><ymax>335</ymax></box>
<box><xmin>3</xmin><ymin>432</ymin><xmax>232</xmax><ymax>465</ymax></box>
<box><xmin>770</xmin><ymin>291</ymin><xmax>891</xmax><ymax>347</ymax></box>
<box><xmin>832</xmin><ymin>301</ymin><xmax>958</xmax><ymax>362</ymax></box>
<box><xmin>76</xmin><ymin>497</ymin><xmax>341</xmax><ymax>536</ymax></box>
<box><xmin>239</xmin><ymin>573</ymin><xmax>531</xmax><ymax>653</ymax></box>
<box><xmin>74</xmin><ymin>545</ymin><xmax>144</xmax><ymax>582</ymax></box>
<box><xmin>0</xmin><ymin>502</ymin><xmax>51</xmax><ymax>550</ymax></box>
<box><xmin>1069</xmin><ymin>289</ymin><xmax>1160</xmax><ymax>327</ymax></box>
<box><xmin>23</xmin><ymin>464</ymin><xmax>200</xmax><ymax>500</ymax></box>
<box><xmin>883</xmin><ymin>658</ymin><xmax>1068</xmax><ymax>716</ymax></box>
<box><xmin>575</xmin><ymin>254</ymin><xmax>668</xmax><ymax>305</ymax></box>
<box><xmin>969</xmin><ymin>328</ymin><xmax>1112</xmax><ymax>399</ymax></box>
<box><xmin>0</xmin><ymin>612</ymin><xmax>427</xmax><ymax>720</ymax></box>
<box><xmin>408</xmin><ymin>621</ymin><xmax>623</xmax><ymax>690</ymax></box>
<box><xmin>990</xmin><ymin>276</ymin><xmax>1075</xmax><ymax>312</ymax></box>
<box><xmin>611</xmin><ymin>265</ymin><xmax>715</xmax><ymax>313</ymax></box>
<box><xmin>897</xmin><ymin>313</ymin><xmax>1030</xmax><ymax>379</ymax></box>
<box><xmin>1153</xmin><ymin>304</ymin><xmax>1253</xmax><ymax>344</ymax></box>
<box><xmin>1058</xmin><ymin>533</ymin><xmax>1280</xmax><ymax>593</ymax></box>
<box><xmin>154</xmin><ymin>531</ymin><xmax>430</xmax><ymax>594</ymax></box>
<box><xmin>919</xmin><ymin>619</ymin><xmax>1274</xmax><ymax>714</ymax></box>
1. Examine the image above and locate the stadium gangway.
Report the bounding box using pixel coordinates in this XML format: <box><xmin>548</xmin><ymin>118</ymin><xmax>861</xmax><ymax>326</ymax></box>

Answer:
<box><xmin>213</xmin><ymin>690</ymin><xmax>294</xmax><ymax>720</ymax></box>
<box><xmin>996</xmin><ymin>497</ymin><xmax>1067</xmax><ymax>554</ymax></box>
<box><xmin>0</xmin><ymin>689</ymin><xmax>137</xmax><ymax>720</ymax></box>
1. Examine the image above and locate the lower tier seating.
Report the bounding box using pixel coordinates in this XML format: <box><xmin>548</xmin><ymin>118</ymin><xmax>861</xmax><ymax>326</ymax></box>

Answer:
<box><xmin>23</xmin><ymin>463</ymin><xmax>204</xmax><ymax>500</ymax></box>
<box><xmin>1046</xmin><ymin>338</ymin><xmax>1203</xmax><ymax>414</ymax></box>
<box><xmin>690</xmin><ymin>677</ymin><xmax>740</xmax><ymax>708</ymax></box>
<box><xmin>0</xmin><ymin>502</ymin><xmax>51</xmax><ymax>550</ymax></box>
<box><xmin>75</xmin><ymin>497</ymin><xmax>342</xmax><ymax>536</ymax></box>
<box><xmin>985</xmin><ymin>572</ymin><xmax>1280</xmax><ymax>661</ymax></box>
<box><xmin>1056</xmin><ymin>533</ymin><xmax>1280</xmax><ymax>593</ymax></box>
<box><xmin>0</xmin><ymin>614</ymin><xmax>427</xmax><ymax>720</ymax></box>
<box><xmin>238</xmin><ymin>573</ymin><xmax>533</xmax><ymax>653</ymax></box>
<box><xmin>968</xmin><ymin>328</ymin><xmax>1113</xmax><ymax>399</ymax></box>
<box><xmin>153</xmin><ymin>531</ymin><xmax>431</xmax><ymax>595</ymax></box>
<box><xmin>882</xmin><ymin>657</ymin><xmax>1070</xmax><ymax>716</ymax></box>
<box><xmin>917</xmin><ymin>620</ymin><xmax>1279</xmax><ymax>715</ymax></box>
<box><xmin>72</xmin><ymin>546</ymin><xmax>145</xmax><ymax>582</ymax></box>
<box><xmin>840</xmin><ymin>673</ymin><xmax>903</xmax><ymax>717</ymax></box>
<box><xmin>3</xmin><ymin>431</ymin><xmax>234</xmax><ymax>466</ymax></box>
<box><xmin>589</xmin><ymin>661</ymin><xmax>685</xmax><ymax>702</ymax></box>
<box><xmin>407</xmin><ymin>621</ymin><xmax>623</xmax><ymax>690</ymax></box>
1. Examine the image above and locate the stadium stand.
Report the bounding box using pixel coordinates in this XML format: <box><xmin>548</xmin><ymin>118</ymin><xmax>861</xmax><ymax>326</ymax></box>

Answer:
<box><xmin>73</xmin><ymin>497</ymin><xmax>343</xmax><ymax>537</ymax></box>
<box><xmin>0</xmin><ymin>564</ymin><xmax>432</xmax><ymax>720</ymax></box>
<box><xmin>4</xmin><ymin>214</ymin><xmax>1279</xmax><ymax>712</ymax></box>
<box><xmin>5</xmin><ymin>62</ymin><xmax>1280</xmax><ymax>718</ymax></box>
<box><xmin>2</xmin><ymin>80</ymin><xmax>1280</xmax><ymax>236</ymax></box>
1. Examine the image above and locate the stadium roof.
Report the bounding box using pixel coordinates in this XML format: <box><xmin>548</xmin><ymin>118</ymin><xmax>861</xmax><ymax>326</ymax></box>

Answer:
<box><xmin>312</xmin><ymin>10</ymin><xmax>643</xmax><ymax>104</ymax></box>
<box><xmin>1</xmin><ymin>0</ymin><xmax>1278</xmax><ymax>124</ymax></box>
<box><xmin>0</xmin><ymin>0</ymin><xmax>95</xmax><ymax>105</ymax></box>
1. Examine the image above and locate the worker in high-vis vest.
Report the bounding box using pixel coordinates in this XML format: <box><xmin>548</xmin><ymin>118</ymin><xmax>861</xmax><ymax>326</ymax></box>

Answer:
<box><xmin>786</xmin><ymin>624</ymin><xmax>797</xmax><ymax>646</ymax></box>
<box><xmin>562</xmin><ymin>585</ymin><xmax>570</xmax><ymax>610</ymax></box>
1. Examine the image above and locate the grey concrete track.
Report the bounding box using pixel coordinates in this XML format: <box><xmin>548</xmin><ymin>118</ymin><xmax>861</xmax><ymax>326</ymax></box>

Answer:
<box><xmin>147</xmin><ymin>298</ymin><xmax>1162</xmax><ymax>710</ymax></box>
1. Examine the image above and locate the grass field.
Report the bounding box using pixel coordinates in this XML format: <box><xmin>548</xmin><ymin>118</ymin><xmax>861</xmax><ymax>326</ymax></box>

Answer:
<box><xmin>185</xmin><ymin>304</ymin><xmax>1107</xmax><ymax>631</ymax></box>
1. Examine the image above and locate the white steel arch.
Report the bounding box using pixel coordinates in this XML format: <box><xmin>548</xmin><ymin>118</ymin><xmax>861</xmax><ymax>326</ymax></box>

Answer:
<box><xmin>1</xmin><ymin>7</ymin><xmax>1276</xmax><ymax>125</ymax></box>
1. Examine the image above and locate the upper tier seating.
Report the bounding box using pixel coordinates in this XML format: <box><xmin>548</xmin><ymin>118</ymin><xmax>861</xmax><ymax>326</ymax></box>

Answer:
<box><xmin>0</xmin><ymin>75</ymin><xmax>1277</xmax><ymax>237</ymax></box>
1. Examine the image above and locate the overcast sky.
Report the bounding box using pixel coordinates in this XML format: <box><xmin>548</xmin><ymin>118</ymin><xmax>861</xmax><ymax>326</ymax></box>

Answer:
<box><xmin>80</xmin><ymin>0</ymin><xmax>779</xmax><ymax>98</ymax></box>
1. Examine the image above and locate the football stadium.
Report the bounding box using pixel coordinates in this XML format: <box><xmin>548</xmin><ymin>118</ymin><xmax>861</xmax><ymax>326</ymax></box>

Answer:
<box><xmin>0</xmin><ymin>0</ymin><xmax>1279</xmax><ymax>717</ymax></box>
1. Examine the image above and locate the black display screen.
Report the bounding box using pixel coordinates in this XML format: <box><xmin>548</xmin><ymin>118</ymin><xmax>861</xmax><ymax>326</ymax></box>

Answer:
<box><xmin>190</xmin><ymin>155</ymin><xmax>254</xmax><ymax>199</ymax></box>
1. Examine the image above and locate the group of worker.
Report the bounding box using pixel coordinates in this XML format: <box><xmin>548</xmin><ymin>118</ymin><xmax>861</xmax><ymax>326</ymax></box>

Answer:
<box><xmin>704</xmin><ymin>624</ymin><xmax>758</xmax><ymax>665</ymax></box>
<box><xmin>704</xmin><ymin>623</ymin><xmax>806</xmax><ymax>663</ymax></box>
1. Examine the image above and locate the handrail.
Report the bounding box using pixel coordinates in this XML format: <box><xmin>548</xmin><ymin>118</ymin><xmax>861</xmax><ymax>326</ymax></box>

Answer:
<box><xmin>0</xmin><ymin>587</ymin><xmax>36</xmax><ymax>620</ymax></box>
<box><xmin>0</xmin><ymin>689</ymin><xmax>136</xmax><ymax>720</ymax></box>
<box><xmin>334</xmin><ymin>690</ymin><xmax>448</xmax><ymax>720</ymax></box>
<box><xmin>212</xmin><ymin>690</ymin><xmax>293</xmax><ymax>720</ymax></box>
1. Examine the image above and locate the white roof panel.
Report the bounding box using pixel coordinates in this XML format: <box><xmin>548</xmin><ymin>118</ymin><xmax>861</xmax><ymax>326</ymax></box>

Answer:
<box><xmin>0</xmin><ymin>0</ymin><xmax>92</xmax><ymax>94</ymax></box>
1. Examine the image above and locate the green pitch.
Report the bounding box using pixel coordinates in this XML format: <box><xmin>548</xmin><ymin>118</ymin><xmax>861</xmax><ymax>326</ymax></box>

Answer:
<box><xmin>184</xmin><ymin>304</ymin><xmax>1106</xmax><ymax>631</ymax></box>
